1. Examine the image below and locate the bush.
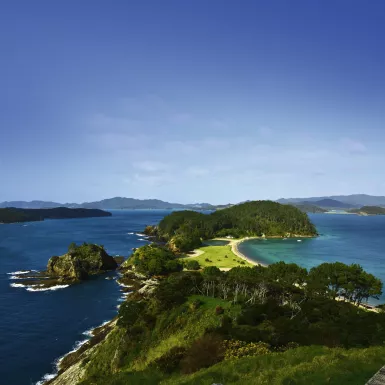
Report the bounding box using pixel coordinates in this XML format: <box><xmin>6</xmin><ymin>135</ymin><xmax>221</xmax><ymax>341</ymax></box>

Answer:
<box><xmin>152</xmin><ymin>346</ymin><xmax>186</xmax><ymax>373</ymax></box>
<box><xmin>215</xmin><ymin>306</ymin><xmax>224</xmax><ymax>315</ymax></box>
<box><xmin>180</xmin><ymin>334</ymin><xmax>225</xmax><ymax>374</ymax></box>
<box><xmin>118</xmin><ymin>301</ymin><xmax>145</xmax><ymax>328</ymax></box>
<box><xmin>223</xmin><ymin>340</ymin><xmax>270</xmax><ymax>360</ymax></box>
<box><xmin>189</xmin><ymin>299</ymin><xmax>202</xmax><ymax>311</ymax></box>
<box><xmin>185</xmin><ymin>260</ymin><xmax>201</xmax><ymax>270</ymax></box>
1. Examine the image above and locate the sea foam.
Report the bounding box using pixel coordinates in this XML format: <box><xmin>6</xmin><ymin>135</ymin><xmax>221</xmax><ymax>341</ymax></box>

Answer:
<box><xmin>26</xmin><ymin>285</ymin><xmax>69</xmax><ymax>292</ymax></box>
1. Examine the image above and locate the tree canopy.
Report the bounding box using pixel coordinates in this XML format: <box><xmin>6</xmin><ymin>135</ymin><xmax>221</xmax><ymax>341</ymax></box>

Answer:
<box><xmin>156</xmin><ymin>201</ymin><xmax>317</xmax><ymax>251</ymax></box>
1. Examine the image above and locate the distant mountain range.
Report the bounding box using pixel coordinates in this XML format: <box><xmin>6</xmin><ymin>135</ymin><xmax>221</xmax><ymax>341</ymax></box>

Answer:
<box><xmin>278</xmin><ymin>194</ymin><xmax>385</xmax><ymax>208</ymax></box>
<box><xmin>0</xmin><ymin>198</ymin><xmax>216</xmax><ymax>210</ymax></box>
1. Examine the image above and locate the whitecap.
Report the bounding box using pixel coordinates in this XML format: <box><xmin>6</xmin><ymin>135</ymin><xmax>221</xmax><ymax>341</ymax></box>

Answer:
<box><xmin>35</xmin><ymin>373</ymin><xmax>57</xmax><ymax>385</ymax></box>
<box><xmin>67</xmin><ymin>339</ymin><xmax>89</xmax><ymax>355</ymax></box>
<box><xmin>7</xmin><ymin>270</ymin><xmax>36</xmax><ymax>275</ymax></box>
<box><xmin>127</xmin><ymin>232</ymin><xmax>134</xmax><ymax>235</ymax></box>
<box><xmin>26</xmin><ymin>285</ymin><xmax>69</xmax><ymax>292</ymax></box>
<box><xmin>138</xmin><ymin>238</ymin><xmax>148</xmax><ymax>242</ymax></box>
<box><xmin>117</xmin><ymin>282</ymin><xmax>132</xmax><ymax>288</ymax></box>
<box><xmin>10</xmin><ymin>283</ymin><xmax>26</xmax><ymax>288</ymax></box>
<box><xmin>136</xmin><ymin>233</ymin><xmax>146</xmax><ymax>237</ymax></box>
<box><xmin>82</xmin><ymin>320</ymin><xmax>110</xmax><ymax>337</ymax></box>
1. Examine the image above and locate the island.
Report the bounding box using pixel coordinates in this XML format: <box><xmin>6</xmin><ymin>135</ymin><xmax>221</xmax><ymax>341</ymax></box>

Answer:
<box><xmin>0</xmin><ymin>207</ymin><xmax>112</xmax><ymax>224</ymax></box>
<box><xmin>145</xmin><ymin>200</ymin><xmax>318</xmax><ymax>253</ymax></box>
<box><xmin>9</xmin><ymin>243</ymin><xmax>118</xmax><ymax>290</ymax></box>
<box><xmin>348</xmin><ymin>206</ymin><xmax>385</xmax><ymax>215</ymax></box>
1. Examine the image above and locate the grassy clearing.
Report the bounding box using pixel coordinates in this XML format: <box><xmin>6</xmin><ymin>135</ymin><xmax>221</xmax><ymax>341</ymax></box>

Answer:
<box><xmin>162</xmin><ymin>345</ymin><xmax>385</xmax><ymax>385</ymax></box>
<box><xmin>181</xmin><ymin>245</ymin><xmax>253</xmax><ymax>269</ymax></box>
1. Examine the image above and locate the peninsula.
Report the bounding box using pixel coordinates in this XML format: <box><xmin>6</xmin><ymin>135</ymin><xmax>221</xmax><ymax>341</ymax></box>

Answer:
<box><xmin>37</xmin><ymin>201</ymin><xmax>385</xmax><ymax>385</ymax></box>
<box><xmin>0</xmin><ymin>207</ymin><xmax>111</xmax><ymax>224</ymax></box>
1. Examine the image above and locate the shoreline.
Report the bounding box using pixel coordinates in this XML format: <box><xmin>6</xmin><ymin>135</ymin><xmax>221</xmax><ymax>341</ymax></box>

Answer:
<box><xmin>213</xmin><ymin>234</ymin><xmax>316</xmax><ymax>268</ymax></box>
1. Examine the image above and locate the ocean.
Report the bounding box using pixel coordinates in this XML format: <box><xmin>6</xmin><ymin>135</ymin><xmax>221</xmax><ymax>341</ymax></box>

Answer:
<box><xmin>1</xmin><ymin>211</ymin><xmax>385</xmax><ymax>384</ymax></box>
<box><xmin>0</xmin><ymin>210</ymin><xmax>170</xmax><ymax>385</ymax></box>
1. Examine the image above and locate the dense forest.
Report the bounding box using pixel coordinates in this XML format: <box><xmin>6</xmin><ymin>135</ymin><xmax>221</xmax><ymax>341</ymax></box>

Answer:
<box><xmin>0</xmin><ymin>207</ymin><xmax>111</xmax><ymax>223</ymax></box>
<box><xmin>152</xmin><ymin>201</ymin><xmax>317</xmax><ymax>252</ymax></box>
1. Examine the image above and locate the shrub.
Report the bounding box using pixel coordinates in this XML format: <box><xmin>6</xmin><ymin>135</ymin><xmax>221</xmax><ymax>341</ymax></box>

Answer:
<box><xmin>215</xmin><ymin>306</ymin><xmax>224</xmax><ymax>315</ymax></box>
<box><xmin>189</xmin><ymin>299</ymin><xmax>202</xmax><ymax>311</ymax></box>
<box><xmin>118</xmin><ymin>301</ymin><xmax>145</xmax><ymax>328</ymax></box>
<box><xmin>223</xmin><ymin>340</ymin><xmax>270</xmax><ymax>360</ymax></box>
<box><xmin>180</xmin><ymin>334</ymin><xmax>225</xmax><ymax>374</ymax></box>
<box><xmin>185</xmin><ymin>260</ymin><xmax>201</xmax><ymax>270</ymax></box>
<box><xmin>152</xmin><ymin>346</ymin><xmax>186</xmax><ymax>373</ymax></box>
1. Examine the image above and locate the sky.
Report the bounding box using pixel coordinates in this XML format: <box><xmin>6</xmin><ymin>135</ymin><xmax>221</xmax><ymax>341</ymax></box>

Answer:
<box><xmin>1</xmin><ymin>0</ymin><xmax>385</xmax><ymax>204</ymax></box>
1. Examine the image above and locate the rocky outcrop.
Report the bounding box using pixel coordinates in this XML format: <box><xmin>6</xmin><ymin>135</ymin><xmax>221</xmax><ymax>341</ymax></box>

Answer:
<box><xmin>47</xmin><ymin>244</ymin><xmax>118</xmax><ymax>280</ymax></box>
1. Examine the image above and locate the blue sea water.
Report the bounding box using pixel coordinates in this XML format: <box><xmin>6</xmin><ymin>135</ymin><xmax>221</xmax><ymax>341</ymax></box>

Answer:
<box><xmin>0</xmin><ymin>210</ymin><xmax>171</xmax><ymax>385</ymax></box>
<box><xmin>2</xmin><ymin>212</ymin><xmax>385</xmax><ymax>384</ymax></box>
<box><xmin>238</xmin><ymin>213</ymin><xmax>385</xmax><ymax>303</ymax></box>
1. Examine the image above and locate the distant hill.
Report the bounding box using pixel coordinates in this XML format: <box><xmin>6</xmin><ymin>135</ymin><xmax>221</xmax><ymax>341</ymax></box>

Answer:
<box><xmin>299</xmin><ymin>199</ymin><xmax>355</xmax><ymax>209</ymax></box>
<box><xmin>0</xmin><ymin>207</ymin><xmax>111</xmax><ymax>224</ymax></box>
<box><xmin>0</xmin><ymin>200</ymin><xmax>62</xmax><ymax>209</ymax></box>
<box><xmin>0</xmin><ymin>197</ymin><xmax>216</xmax><ymax>210</ymax></box>
<box><xmin>291</xmin><ymin>204</ymin><xmax>327</xmax><ymax>213</ymax></box>
<box><xmin>278</xmin><ymin>194</ymin><xmax>385</xmax><ymax>207</ymax></box>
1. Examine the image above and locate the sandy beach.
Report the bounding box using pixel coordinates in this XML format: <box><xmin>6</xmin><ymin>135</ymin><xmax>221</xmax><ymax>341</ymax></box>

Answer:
<box><xmin>213</xmin><ymin>237</ymin><xmax>268</xmax><ymax>267</ymax></box>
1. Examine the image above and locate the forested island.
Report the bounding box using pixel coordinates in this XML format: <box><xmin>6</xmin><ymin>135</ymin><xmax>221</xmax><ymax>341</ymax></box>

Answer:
<box><xmin>290</xmin><ymin>204</ymin><xmax>327</xmax><ymax>213</ymax></box>
<box><xmin>0</xmin><ymin>207</ymin><xmax>111</xmax><ymax>224</ymax></box>
<box><xmin>146</xmin><ymin>201</ymin><xmax>318</xmax><ymax>252</ymax></box>
<box><xmin>349</xmin><ymin>206</ymin><xmax>385</xmax><ymax>215</ymax></box>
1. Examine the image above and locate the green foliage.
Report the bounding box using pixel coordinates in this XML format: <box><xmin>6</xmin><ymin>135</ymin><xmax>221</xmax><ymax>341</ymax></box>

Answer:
<box><xmin>131</xmin><ymin>244</ymin><xmax>183</xmax><ymax>276</ymax></box>
<box><xmin>152</xmin><ymin>346</ymin><xmax>187</xmax><ymax>373</ymax></box>
<box><xmin>160</xmin><ymin>345</ymin><xmax>385</xmax><ymax>385</ymax></box>
<box><xmin>180</xmin><ymin>334</ymin><xmax>225</xmax><ymax>374</ymax></box>
<box><xmin>185</xmin><ymin>260</ymin><xmax>201</xmax><ymax>270</ymax></box>
<box><xmin>223</xmin><ymin>340</ymin><xmax>270</xmax><ymax>359</ymax></box>
<box><xmin>170</xmin><ymin>234</ymin><xmax>202</xmax><ymax>253</ymax></box>
<box><xmin>117</xmin><ymin>301</ymin><xmax>146</xmax><ymax>328</ymax></box>
<box><xmin>309</xmin><ymin>262</ymin><xmax>383</xmax><ymax>304</ymax></box>
<box><xmin>202</xmin><ymin>266</ymin><xmax>222</xmax><ymax>280</ymax></box>
<box><xmin>157</xmin><ymin>201</ymin><xmax>317</xmax><ymax>251</ymax></box>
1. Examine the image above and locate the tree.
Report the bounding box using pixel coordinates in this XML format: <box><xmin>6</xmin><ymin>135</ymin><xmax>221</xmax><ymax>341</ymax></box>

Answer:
<box><xmin>185</xmin><ymin>260</ymin><xmax>201</xmax><ymax>270</ymax></box>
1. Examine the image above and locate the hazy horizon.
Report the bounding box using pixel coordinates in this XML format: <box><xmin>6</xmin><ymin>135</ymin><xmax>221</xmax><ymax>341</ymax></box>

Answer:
<box><xmin>2</xmin><ymin>1</ymin><xmax>385</xmax><ymax>204</ymax></box>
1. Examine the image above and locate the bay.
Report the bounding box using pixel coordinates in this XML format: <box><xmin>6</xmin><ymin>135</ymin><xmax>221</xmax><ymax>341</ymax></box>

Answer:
<box><xmin>239</xmin><ymin>213</ymin><xmax>385</xmax><ymax>302</ymax></box>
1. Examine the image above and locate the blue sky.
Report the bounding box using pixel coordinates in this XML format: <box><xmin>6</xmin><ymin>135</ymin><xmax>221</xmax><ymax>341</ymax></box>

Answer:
<box><xmin>1</xmin><ymin>0</ymin><xmax>385</xmax><ymax>204</ymax></box>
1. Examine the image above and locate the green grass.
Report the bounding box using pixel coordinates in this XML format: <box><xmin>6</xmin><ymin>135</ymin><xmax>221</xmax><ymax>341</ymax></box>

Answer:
<box><xmin>181</xmin><ymin>245</ymin><xmax>253</xmax><ymax>269</ymax></box>
<box><xmin>81</xmin><ymin>344</ymin><xmax>385</xmax><ymax>385</ymax></box>
<box><xmin>162</xmin><ymin>345</ymin><xmax>385</xmax><ymax>385</ymax></box>
<box><xmin>132</xmin><ymin>295</ymin><xmax>241</xmax><ymax>370</ymax></box>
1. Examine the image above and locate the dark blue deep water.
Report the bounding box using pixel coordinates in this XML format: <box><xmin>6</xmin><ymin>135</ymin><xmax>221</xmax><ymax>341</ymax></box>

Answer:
<box><xmin>2</xmin><ymin>212</ymin><xmax>385</xmax><ymax>384</ymax></box>
<box><xmin>239</xmin><ymin>214</ymin><xmax>385</xmax><ymax>302</ymax></box>
<box><xmin>0</xmin><ymin>210</ymin><xmax>171</xmax><ymax>385</ymax></box>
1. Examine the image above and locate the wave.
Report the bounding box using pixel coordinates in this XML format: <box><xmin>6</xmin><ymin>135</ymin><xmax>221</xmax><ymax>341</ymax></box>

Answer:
<box><xmin>127</xmin><ymin>232</ymin><xmax>134</xmax><ymax>235</ymax></box>
<box><xmin>82</xmin><ymin>320</ymin><xmax>110</xmax><ymax>337</ymax></box>
<box><xmin>117</xmin><ymin>282</ymin><xmax>132</xmax><ymax>288</ymax></box>
<box><xmin>26</xmin><ymin>285</ymin><xmax>69</xmax><ymax>292</ymax></box>
<box><xmin>7</xmin><ymin>270</ymin><xmax>37</xmax><ymax>275</ymax></box>
<box><xmin>35</xmin><ymin>373</ymin><xmax>56</xmax><ymax>385</ymax></box>
<box><xmin>136</xmin><ymin>233</ymin><xmax>146</xmax><ymax>237</ymax></box>
<box><xmin>138</xmin><ymin>238</ymin><xmax>149</xmax><ymax>242</ymax></box>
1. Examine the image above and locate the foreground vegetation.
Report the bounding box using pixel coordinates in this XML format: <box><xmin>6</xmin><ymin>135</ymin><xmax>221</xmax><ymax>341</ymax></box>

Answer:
<box><xmin>61</xmin><ymin>243</ymin><xmax>385</xmax><ymax>385</ymax></box>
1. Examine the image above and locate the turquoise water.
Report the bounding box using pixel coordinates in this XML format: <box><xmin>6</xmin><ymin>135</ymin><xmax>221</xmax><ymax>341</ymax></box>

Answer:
<box><xmin>238</xmin><ymin>214</ymin><xmax>385</xmax><ymax>302</ymax></box>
